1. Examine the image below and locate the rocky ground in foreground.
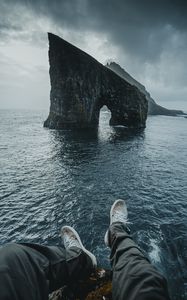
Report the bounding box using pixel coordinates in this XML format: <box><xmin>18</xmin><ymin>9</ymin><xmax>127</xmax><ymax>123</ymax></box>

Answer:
<box><xmin>49</xmin><ymin>268</ymin><xmax>112</xmax><ymax>300</ymax></box>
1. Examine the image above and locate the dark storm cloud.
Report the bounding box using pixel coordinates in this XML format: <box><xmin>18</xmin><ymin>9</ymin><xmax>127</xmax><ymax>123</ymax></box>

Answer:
<box><xmin>1</xmin><ymin>0</ymin><xmax>187</xmax><ymax>107</ymax></box>
<box><xmin>2</xmin><ymin>0</ymin><xmax>187</xmax><ymax>62</ymax></box>
<box><xmin>87</xmin><ymin>0</ymin><xmax>187</xmax><ymax>61</ymax></box>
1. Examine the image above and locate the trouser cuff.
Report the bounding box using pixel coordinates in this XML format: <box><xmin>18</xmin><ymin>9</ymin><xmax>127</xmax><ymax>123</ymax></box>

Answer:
<box><xmin>108</xmin><ymin>222</ymin><xmax>131</xmax><ymax>248</ymax></box>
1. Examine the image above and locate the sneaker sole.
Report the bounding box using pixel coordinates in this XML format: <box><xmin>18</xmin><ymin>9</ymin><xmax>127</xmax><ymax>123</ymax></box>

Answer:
<box><xmin>104</xmin><ymin>199</ymin><xmax>127</xmax><ymax>247</ymax></box>
<box><xmin>104</xmin><ymin>229</ymin><xmax>109</xmax><ymax>247</ymax></box>
<box><xmin>61</xmin><ymin>225</ymin><xmax>97</xmax><ymax>267</ymax></box>
<box><xmin>109</xmin><ymin>199</ymin><xmax>127</xmax><ymax>225</ymax></box>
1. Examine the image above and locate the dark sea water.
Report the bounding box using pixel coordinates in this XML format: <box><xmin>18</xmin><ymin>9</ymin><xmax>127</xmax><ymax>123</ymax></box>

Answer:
<box><xmin>0</xmin><ymin>108</ymin><xmax>187</xmax><ymax>299</ymax></box>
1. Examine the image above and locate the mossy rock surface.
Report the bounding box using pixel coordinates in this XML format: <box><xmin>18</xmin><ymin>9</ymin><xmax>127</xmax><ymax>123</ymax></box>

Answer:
<box><xmin>49</xmin><ymin>268</ymin><xmax>112</xmax><ymax>300</ymax></box>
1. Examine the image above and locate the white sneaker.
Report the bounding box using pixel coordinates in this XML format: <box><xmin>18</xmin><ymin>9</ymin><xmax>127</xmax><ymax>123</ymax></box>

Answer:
<box><xmin>104</xmin><ymin>199</ymin><xmax>128</xmax><ymax>247</ymax></box>
<box><xmin>61</xmin><ymin>225</ymin><xmax>97</xmax><ymax>268</ymax></box>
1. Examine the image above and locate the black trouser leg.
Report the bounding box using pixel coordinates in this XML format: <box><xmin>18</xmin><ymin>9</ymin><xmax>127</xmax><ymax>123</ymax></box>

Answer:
<box><xmin>0</xmin><ymin>242</ymin><xmax>93</xmax><ymax>300</ymax></box>
<box><xmin>109</xmin><ymin>222</ymin><xmax>171</xmax><ymax>300</ymax></box>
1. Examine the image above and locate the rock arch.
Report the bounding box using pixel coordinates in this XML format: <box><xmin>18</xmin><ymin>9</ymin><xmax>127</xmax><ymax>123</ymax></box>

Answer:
<box><xmin>44</xmin><ymin>33</ymin><xmax>148</xmax><ymax>129</ymax></box>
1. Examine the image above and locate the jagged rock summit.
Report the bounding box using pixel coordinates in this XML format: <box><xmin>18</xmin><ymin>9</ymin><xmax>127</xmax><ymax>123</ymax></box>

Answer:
<box><xmin>106</xmin><ymin>62</ymin><xmax>184</xmax><ymax>116</ymax></box>
<box><xmin>44</xmin><ymin>33</ymin><xmax>148</xmax><ymax>129</ymax></box>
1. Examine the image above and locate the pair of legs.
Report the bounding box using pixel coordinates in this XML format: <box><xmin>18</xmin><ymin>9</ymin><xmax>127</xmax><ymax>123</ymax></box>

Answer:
<box><xmin>0</xmin><ymin>200</ymin><xmax>170</xmax><ymax>300</ymax></box>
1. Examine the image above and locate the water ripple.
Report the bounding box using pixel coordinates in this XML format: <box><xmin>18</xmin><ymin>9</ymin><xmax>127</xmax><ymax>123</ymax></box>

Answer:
<box><xmin>0</xmin><ymin>109</ymin><xmax>187</xmax><ymax>299</ymax></box>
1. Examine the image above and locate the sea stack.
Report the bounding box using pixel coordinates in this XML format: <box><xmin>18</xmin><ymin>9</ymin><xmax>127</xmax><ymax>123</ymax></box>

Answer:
<box><xmin>106</xmin><ymin>62</ymin><xmax>184</xmax><ymax>116</ymax></box>
<box><xmin>44</xmin><ymin>33</ymin><xmax>148</xmax><ymax>129</ymax></box>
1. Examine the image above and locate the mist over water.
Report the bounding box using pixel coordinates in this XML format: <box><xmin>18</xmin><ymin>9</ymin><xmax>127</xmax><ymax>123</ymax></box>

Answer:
<box><xmin>0</xmin><ymin>108</ymin><xmax>187</xmax><ymax>299</ymax></box>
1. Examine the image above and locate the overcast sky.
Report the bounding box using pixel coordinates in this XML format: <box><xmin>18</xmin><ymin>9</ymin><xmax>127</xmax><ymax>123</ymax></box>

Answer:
<box><xmin>0</xmin><ymin>0</ymin><xmax>187</xmax><ymax>110</ymax></box>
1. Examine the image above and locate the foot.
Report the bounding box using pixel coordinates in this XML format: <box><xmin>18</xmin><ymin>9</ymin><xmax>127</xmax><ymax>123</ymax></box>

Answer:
<box><xmin>61</xmin><ymin>225</ymin><xmax>97</xmax><ymax>268</ymax></box>
<box><xmin>104</xmin><ymin>199</ymin><xmax>128</xmax><ymax>247</ymax></box>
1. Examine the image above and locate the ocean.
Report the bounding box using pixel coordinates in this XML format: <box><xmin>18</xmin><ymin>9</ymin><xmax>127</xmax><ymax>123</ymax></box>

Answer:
<box><xmin>0</xmin><ymin>107</ymin><xmax>187</xmax><ymax>299</ymax></box>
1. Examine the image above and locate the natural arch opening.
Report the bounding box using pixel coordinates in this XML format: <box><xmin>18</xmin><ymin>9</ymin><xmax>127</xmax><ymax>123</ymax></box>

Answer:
<box><xmin>99</xmin><ymin>105</ymin><xmax>112</xmax><ymax>128</ymax></box>
<box><xmin>45</xmin><ymin>33</ymin><xmax>147</xmax><ymax>129</ymax></box>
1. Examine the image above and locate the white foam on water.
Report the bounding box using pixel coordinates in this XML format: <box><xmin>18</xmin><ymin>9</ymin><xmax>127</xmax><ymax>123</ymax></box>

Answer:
<box><xmin>149</xmin><ymin>238</ymin><xmax>161</xmax><ymax>264</ymax></box>
<box><xmin>113</xmin><ymin>125</ymin><xmax>128</xmax><ymax>128</ymax></box>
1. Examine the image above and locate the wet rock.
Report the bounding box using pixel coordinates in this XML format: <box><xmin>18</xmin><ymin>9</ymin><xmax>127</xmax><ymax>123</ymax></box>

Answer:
<box><xmin>106</xmin><ymin>62</ymin><xmax>185</xmax><ymax>116</ymax></box>
<box><xmin>44</xmin><ymin>33</ymin><xmax>148</xmax><ymax>129</ymax></box>
<box><xmin>49</xmin><ymin>268</ymin><xmax>112</xmax><ymax>300</ymax></box>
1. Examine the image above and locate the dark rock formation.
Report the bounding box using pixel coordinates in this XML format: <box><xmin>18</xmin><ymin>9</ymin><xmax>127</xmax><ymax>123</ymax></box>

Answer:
<box><xmin>44</xmin><ymin>33</ymin><xmax>148</xmax><ymax>129</ymax></box>
<box><xmin>49</xmin><ymin>268</ymin><xmax>112</xmax><ymax>300</ymax></box>
<box><xmin>106</xmin><ymin>62</ymin><xmax>184</xmax><ymax>116</ymax></box>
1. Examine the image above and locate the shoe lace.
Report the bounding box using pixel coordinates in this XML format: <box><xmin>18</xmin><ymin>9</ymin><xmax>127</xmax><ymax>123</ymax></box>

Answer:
<box><xmin>112</xmin><ymin>210</ymin><xmax>129</xmax><ymax>224</ymax></box>
<box><xmin>64</xmin><ymin>235</ymin><xmax>80</xmax><ymax>249</ymax></box>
